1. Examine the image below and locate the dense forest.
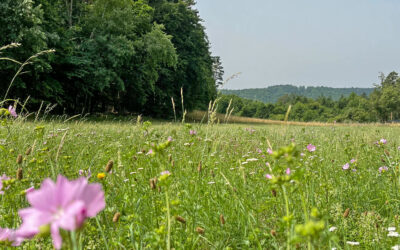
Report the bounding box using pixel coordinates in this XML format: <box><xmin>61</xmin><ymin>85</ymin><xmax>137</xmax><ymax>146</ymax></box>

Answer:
<box><xmin>0</xmin><ymin>0</ymin><xmax>223</xmax><ymax>117</ymax></box>
<box><xmin>221</xmin><ymin>85</ymin><xmax>374</xmax><ymax>103</ymax></box>
<box><xmin>217</xmin><ymin>72</ymin><xmax>400</xmax><ymax>123</ymax></box>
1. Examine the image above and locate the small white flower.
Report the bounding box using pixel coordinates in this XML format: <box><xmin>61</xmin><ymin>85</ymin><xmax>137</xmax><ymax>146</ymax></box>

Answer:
<box><xmin>392</xmin><ymin>245</ymin><xmax>400</xmax><ymax>250</ymax></box>
<box><xmin>329</xmin><ymin>226</ymin><xmax>337</xmax><ymax>232</ymax></box>
<box><xmin>242</xmin><ymin>162</ymin><xmax>248</xmax><ymax>165</ymax></box>
<box><xmin>137</xmin><ymin>168</ymin><xmax>144</xmax><ymax>171</ymax></box>
<box><xmin>207</xmin><ymin>181</ymin><xmax>215</xmax><ymax>185</ymax></box>
<box><xmin>346</xmin><ymin>241</ymin><xmax>360</xmax><ymax>246</ymax></box>
<box><xmin>388</xmin><ymin>231</ymin><xmax>400</xmax><ymax>237</ymax></box>
<box><xmin>130</xmin><ymin>172</ymin><xmax>136</xmax><ymax>175</ymax></box>
<box><xmin>388</xmin><ymin>227</ymin><xmax>396</xmax><ymax>232</ymax></box>
<box><xmin>230</xmin><ymin>168</ymin><xmax>235</xmax><ymax>170</ymax></box>
<box><xmin>124</xmin><ymin>179</ymin><xmax>129</xmax><ymax>182</ymax></box>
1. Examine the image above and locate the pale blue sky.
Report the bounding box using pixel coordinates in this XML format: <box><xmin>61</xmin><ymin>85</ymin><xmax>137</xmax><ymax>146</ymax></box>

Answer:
<box><xmin>195</xmin><ymin>0</ymin><xmax>400</xmax><ymax>89</ymax></box>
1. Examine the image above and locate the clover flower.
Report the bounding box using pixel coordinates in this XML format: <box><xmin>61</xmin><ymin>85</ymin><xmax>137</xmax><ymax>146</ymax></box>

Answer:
<box><xmin>16</xmin><ymin>175</ymin><xmax>105</xmax><ymax>249</ymax></box>
<box><xmin>379</xmin><ymin>166</ymin><xmax>388</xmax><ymax>173</ymax></box>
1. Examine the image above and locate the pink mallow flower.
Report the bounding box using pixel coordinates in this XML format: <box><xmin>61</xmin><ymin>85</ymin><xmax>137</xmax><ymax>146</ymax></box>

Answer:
<box><xmin>380</xmin><ymin>139</ymin><xmax>387</xmax><ymax>144</ymax></box>
<box><xmin>16</xmin><ymin>175</ymin><xmax>105</xmax><ymax>249</ymax></box>
<box><xmin>342</xmin><ymin>163</ymin><xmax>350</xmax><ymax>170</ymax></box>
<box><xmin>286</xmin><ymin>168</ymin><xmax>291</xmax><ymax>175</ymax></box>
<box><xmin>307</xmin><ymin>144</ymin><xmax>316</xmax><ymax>152</ymax></box>
<box><xmin>8</xmin><ymin>106</ymin><xmax>17</xmax><ymax>118</ymax></box>
<box><xmin>265</xmin><ymin>174</ymin><xmax>272</xmax><ymax>180</ymax></box>
<box><xmin>0</xmin><ymin>228</ymin><xmax>23</xmax><ymax>246</ymax></box>
<box><xmin>189</xmin><ymin>130</ymin><xmax>197</xmax><ymax>135</ymax></box>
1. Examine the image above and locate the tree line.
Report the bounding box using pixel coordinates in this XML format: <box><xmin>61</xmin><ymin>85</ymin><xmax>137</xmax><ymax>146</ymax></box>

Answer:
<box><xmin>217</xmin><ymin>72</ymin><xmax>400</xmax><ymax>123</ymax></box>
<box><xmin>0</xmin><ymin>0</ymin><xmax>222</xmax><ymax>117</ymax></box>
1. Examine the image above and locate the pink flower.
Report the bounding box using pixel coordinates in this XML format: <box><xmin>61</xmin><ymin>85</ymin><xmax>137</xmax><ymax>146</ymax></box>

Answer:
<box><xmin>256</xmin><ymin>148</ymin><xmax>262</xmax><ymax>154</ymax></box>
<box><xmin>267</xmin><ymin>148</ymin><xmax>273</xmax><ymax>155</ymax></box>
<box><xmin>25</xmin><ymin>186</ymin><xmax>34</xmax><ymax>194</ymax></box>
<box><xmin>167</xmin><ymin>136</ymin><xmax>173</xmax><ymax>142</ymax></box>
<box><xmin>300</xmin><ymin>153</ymin><xmax>305</xmax><ymax>157</ymax></box>
<box><xmin>286</xmin><ymin>168</ymin><xmax>291</xmax><ymax>175</ymax></box>
<box><xmin>307</xmin><ymin>144</ymin><xmax>316</xmax><ymax>152</ymax></box>
<box><xmin>0</xmin><ymin>174</ymin><xmax>10</xmax><ymax>195</ymax></box>
<box><xmin>8</xmin><ymin>106</ymin><xmax>17</xmax><ymax>118</ymax></box>
<box><xmin>189</xmin><ymin>130</ymin><xmax>197</xmax><ymax>135</ymax></box>
<box><xmin>380</xmin><ymin>139</ymin><xmax>387</xmax><ymax>144</ymax></box>
<box><xmin>350</xmin><ymin>159</ymin><xmax>356</xmax><ymax>164</ymax></box>
<box><xmin>160</xmin><ymin>170</ymin><xmax>171</xmax><ymax>176</ymax></box>
<box><xmin>0</xmin><ymin>228</ymin><xmax>22</xmax><ymax>246</ymax></box>
<box><xmin>16</xmin><ymin>175</ymin><xmax>105</xmax><ymax>249</ymax></box>
<box><xmin>265</xmin><ymin>174</ymin><xmax>272</xmax><ymax>179</ymax></box>
<box><xmin>379</xmin><ymin>166</ymin><xmax>388</xmax><ymax>173</ymax></box>
<box><xmin>342</xmin><ymin>163</ymin><xmax>350</xmax><ymax>170</ymax></box>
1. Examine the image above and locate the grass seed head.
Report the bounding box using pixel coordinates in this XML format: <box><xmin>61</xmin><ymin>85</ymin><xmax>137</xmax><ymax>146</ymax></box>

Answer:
<box><xmin>16</xmin><ymin>154</ymin><xmax>23</xmax><ymax>164</ymax></box>
<box><xmin>343</xmin><ymin>208</ymin><xmax>350</xmax><ymax>218</ymax></box>
<box><xmin>113</xmin><ymin>212</ymin><xmax>121</xmax><ymax>223</ymax></box>
<box><xmin>196</xmin><ymin>227</ymin><xmax>205</xmax><ymax>234</ymax></box>
<box><xmin>219</xmin><ymin>214</ymin><xmax>225</xmax><ymax>225</ymax></box>
<box><xmin>25</xmin><ymin>147</ymin><xmax>32</xmax><ymax>155</ymax></box>
<box><xmin>197</xmin><ymin>161</ymin><xmax>202</xmax><ymax>172</ymax></box>
<box><xmin>150</xmin><ymin>178</ymin><xmax>157</xmax><ymax>190</ymax></box>
<box><xmin>175</xmin><ymin>216</ymin><xmax>186</xmax><ymax>224</ymax></box>
<box><xmin>105</xmin><ymin>160</ymin><xmax>113</xmax><ymax>173</ymax></box>
<box><xmin>16</xmin><ymin>168</ymin><xmax>23</xmax><ymax>180</ymax></box>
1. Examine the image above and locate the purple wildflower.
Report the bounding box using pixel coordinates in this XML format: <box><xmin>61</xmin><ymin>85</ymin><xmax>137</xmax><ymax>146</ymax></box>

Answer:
<box><xmin>350</xmin><ymin>159</ymin><xmax>356</xmax><ymax>164</ymax></box>
<box><xmin>286</xmin><ymin>168</ymin><xmax>291</xmax><ymax>175</ymax></box>
<box><xmin>379</xmin><ymin>166</ymin><xmax>388</xmax><ymax>173</ymax></box>
<box><xmin>256</xmin><ymin>148</ymin><xmax>262</xmax><ymax>154</ymax></box>
<box><xmin>16</xmin><ymin>175</ymin><xmax>105</xmax><ymax>249</ymax></box>
<box><xmin>307</xmin><ymin>144</ymin><xmax>316</xmax><ymax>152</ymax></box>
<box><xmin>267</xmin><ymin>148</ymin><xmax>273</xmax><ymax>155</ymax></box>
<box><xmin>8</xmin><ymin>106</ymin><xmax>17</xmax><ymax>118</ymax></box>
<box><xmin>189</xmin><ymin>130</ymin><xmax>197</xmax><ymax>135</ymax></box>
<box><xmin>380</xmin><ymin>139</ymin><xmax>387</xmax><ymax>144</ymax></box>
<box><xmin>167</xmin><ymin>136</ymin><xmax>173</xmax><ymax>142</ymax></box>
<box><xmin>265</xmin><ymin>174</ymin><xmax>272</xmax><ymax>180</ymax></box>
<box><xmin>342</xmin><ymin>163</ymin><xmax>350</xmax><ymax>170</ymax></box>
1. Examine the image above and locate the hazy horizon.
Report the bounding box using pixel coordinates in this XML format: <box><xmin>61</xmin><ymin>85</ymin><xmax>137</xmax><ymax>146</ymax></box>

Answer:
<box><xmin>195</xmin><ymin>0</ymin><xmax>400</xmax><ymax>90</ymax></box>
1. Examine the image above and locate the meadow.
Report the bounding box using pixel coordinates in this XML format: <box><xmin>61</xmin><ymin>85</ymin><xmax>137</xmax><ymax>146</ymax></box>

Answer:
<box><xmin>1</xmin><ymin>114</ymin><xmax>400</xmax><ymax>249</ymax></box>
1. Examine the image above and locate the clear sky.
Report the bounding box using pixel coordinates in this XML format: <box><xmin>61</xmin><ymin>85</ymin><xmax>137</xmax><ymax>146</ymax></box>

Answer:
<box><xmin>195</xmin><ymin>0</ymin><xmax>400</xmax><ymax>89</ymax></box>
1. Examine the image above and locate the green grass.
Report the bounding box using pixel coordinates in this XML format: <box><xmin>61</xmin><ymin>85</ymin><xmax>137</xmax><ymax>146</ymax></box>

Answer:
<box><xmin>2</xmin><ymin>118</ymin><xmax>400</xmax><ymax>249</ymax></box>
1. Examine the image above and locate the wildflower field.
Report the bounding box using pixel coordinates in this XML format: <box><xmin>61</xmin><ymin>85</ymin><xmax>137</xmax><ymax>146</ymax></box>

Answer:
<box><xmin>1</xmin><ymin>116</ymin><xmax>400</xmax><ymax>249</ymax></box>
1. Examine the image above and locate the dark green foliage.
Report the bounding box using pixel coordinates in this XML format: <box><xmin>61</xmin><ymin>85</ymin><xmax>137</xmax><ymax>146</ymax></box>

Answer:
<box><xmin>221</xmin><ymin>85</ymin><xmax>374</xmax><ymax>103</ymax></box>
<box><xmin>0</xmin><ymin>0</ymin><xmax>219</xmax><ymax>117</ymax></box>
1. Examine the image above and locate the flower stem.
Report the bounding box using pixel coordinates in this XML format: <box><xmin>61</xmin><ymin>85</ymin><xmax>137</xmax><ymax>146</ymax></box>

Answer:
<box><xmin>282</xmin><ymin>185</ymin><xmax>291</xmax><ymax>250</ymax></box>
<box><xmin>71</xmin><ymin>230</ymin><xmax>78</xmax><ymax>250</ymax></box>
<box><xmin>165</xmin><ymin>190</ymin><xmax>171</xmax><ymax>250</ymax></box>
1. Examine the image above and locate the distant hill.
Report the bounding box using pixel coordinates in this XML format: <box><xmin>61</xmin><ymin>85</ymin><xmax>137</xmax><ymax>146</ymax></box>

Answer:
<box><xmin>220</xmin><ymin>85</ymin><xmax>374</xmax><ymax>103</ymax></box>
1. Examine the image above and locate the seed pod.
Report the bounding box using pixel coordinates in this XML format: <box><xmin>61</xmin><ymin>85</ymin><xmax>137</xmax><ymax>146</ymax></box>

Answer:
<box><xmin>197</xmin><ymin>161</ymin><xmax>202</xmax><ymax>172</ymax></box>
<box><xmin>343</xmin><ymin>208</ymin><xmax>350</xmax><ymax>218</ymax></box>
<box><xmin>16</xmin><ymin>154</ymin><xmax>23</xmax><ymax>164</ymax></box>
<box><xmin>16</xmin><ymin>168</ymin><xmax>23</xmax><ymax>180</ymax></box>
<box><xmin>271</xmin><ymin>189</ymin><xmax>277</xmax><ymax>197</ymax></box>
<box><xmin>270</xmin><ymin>230</ymin><xmax>277</xmax><ymax>237</ymax></box>
<box><xmin>175</xmin><ymin>216</ymin><xmax>186</xmax><ymax>224</ymax></box>
<box><xmin>196</xmin><ymin>227</ymin><xmax>205</xmax><ymax>234</ymax></box>
<box><xmin>150</xmin><ymin>178</ymin><xmax>157</xmax><ymax>190</ymax></box>
<box><xmin>113</xmin><ymin>212</ymin><xmax>121</xmax><ymax>223</ymax></box>
<box><xmin>25</xmin><ymin>147</ymin><xmax>32</xmax><ymax>156</ymax></box>
<box><xmin>105</xmin><ymin>160</ymin><xmax>113</xmax><ymax>173</ymax></box>
<box><xmin>219</xmin><ymin>214</ymin><xmax>225</xmax><ymax>225</ymax></box>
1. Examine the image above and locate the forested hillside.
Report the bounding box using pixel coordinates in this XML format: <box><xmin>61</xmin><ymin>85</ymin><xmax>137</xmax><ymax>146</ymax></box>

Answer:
<box><xmin>0</xmin><ymin>0</ymin><xmax>222</xmax><ymax>117</ymax></box>
<box><xmin>221</xmin><ymin>85</ymin><xmax>373</xmax><ymax>103</ymax></box>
